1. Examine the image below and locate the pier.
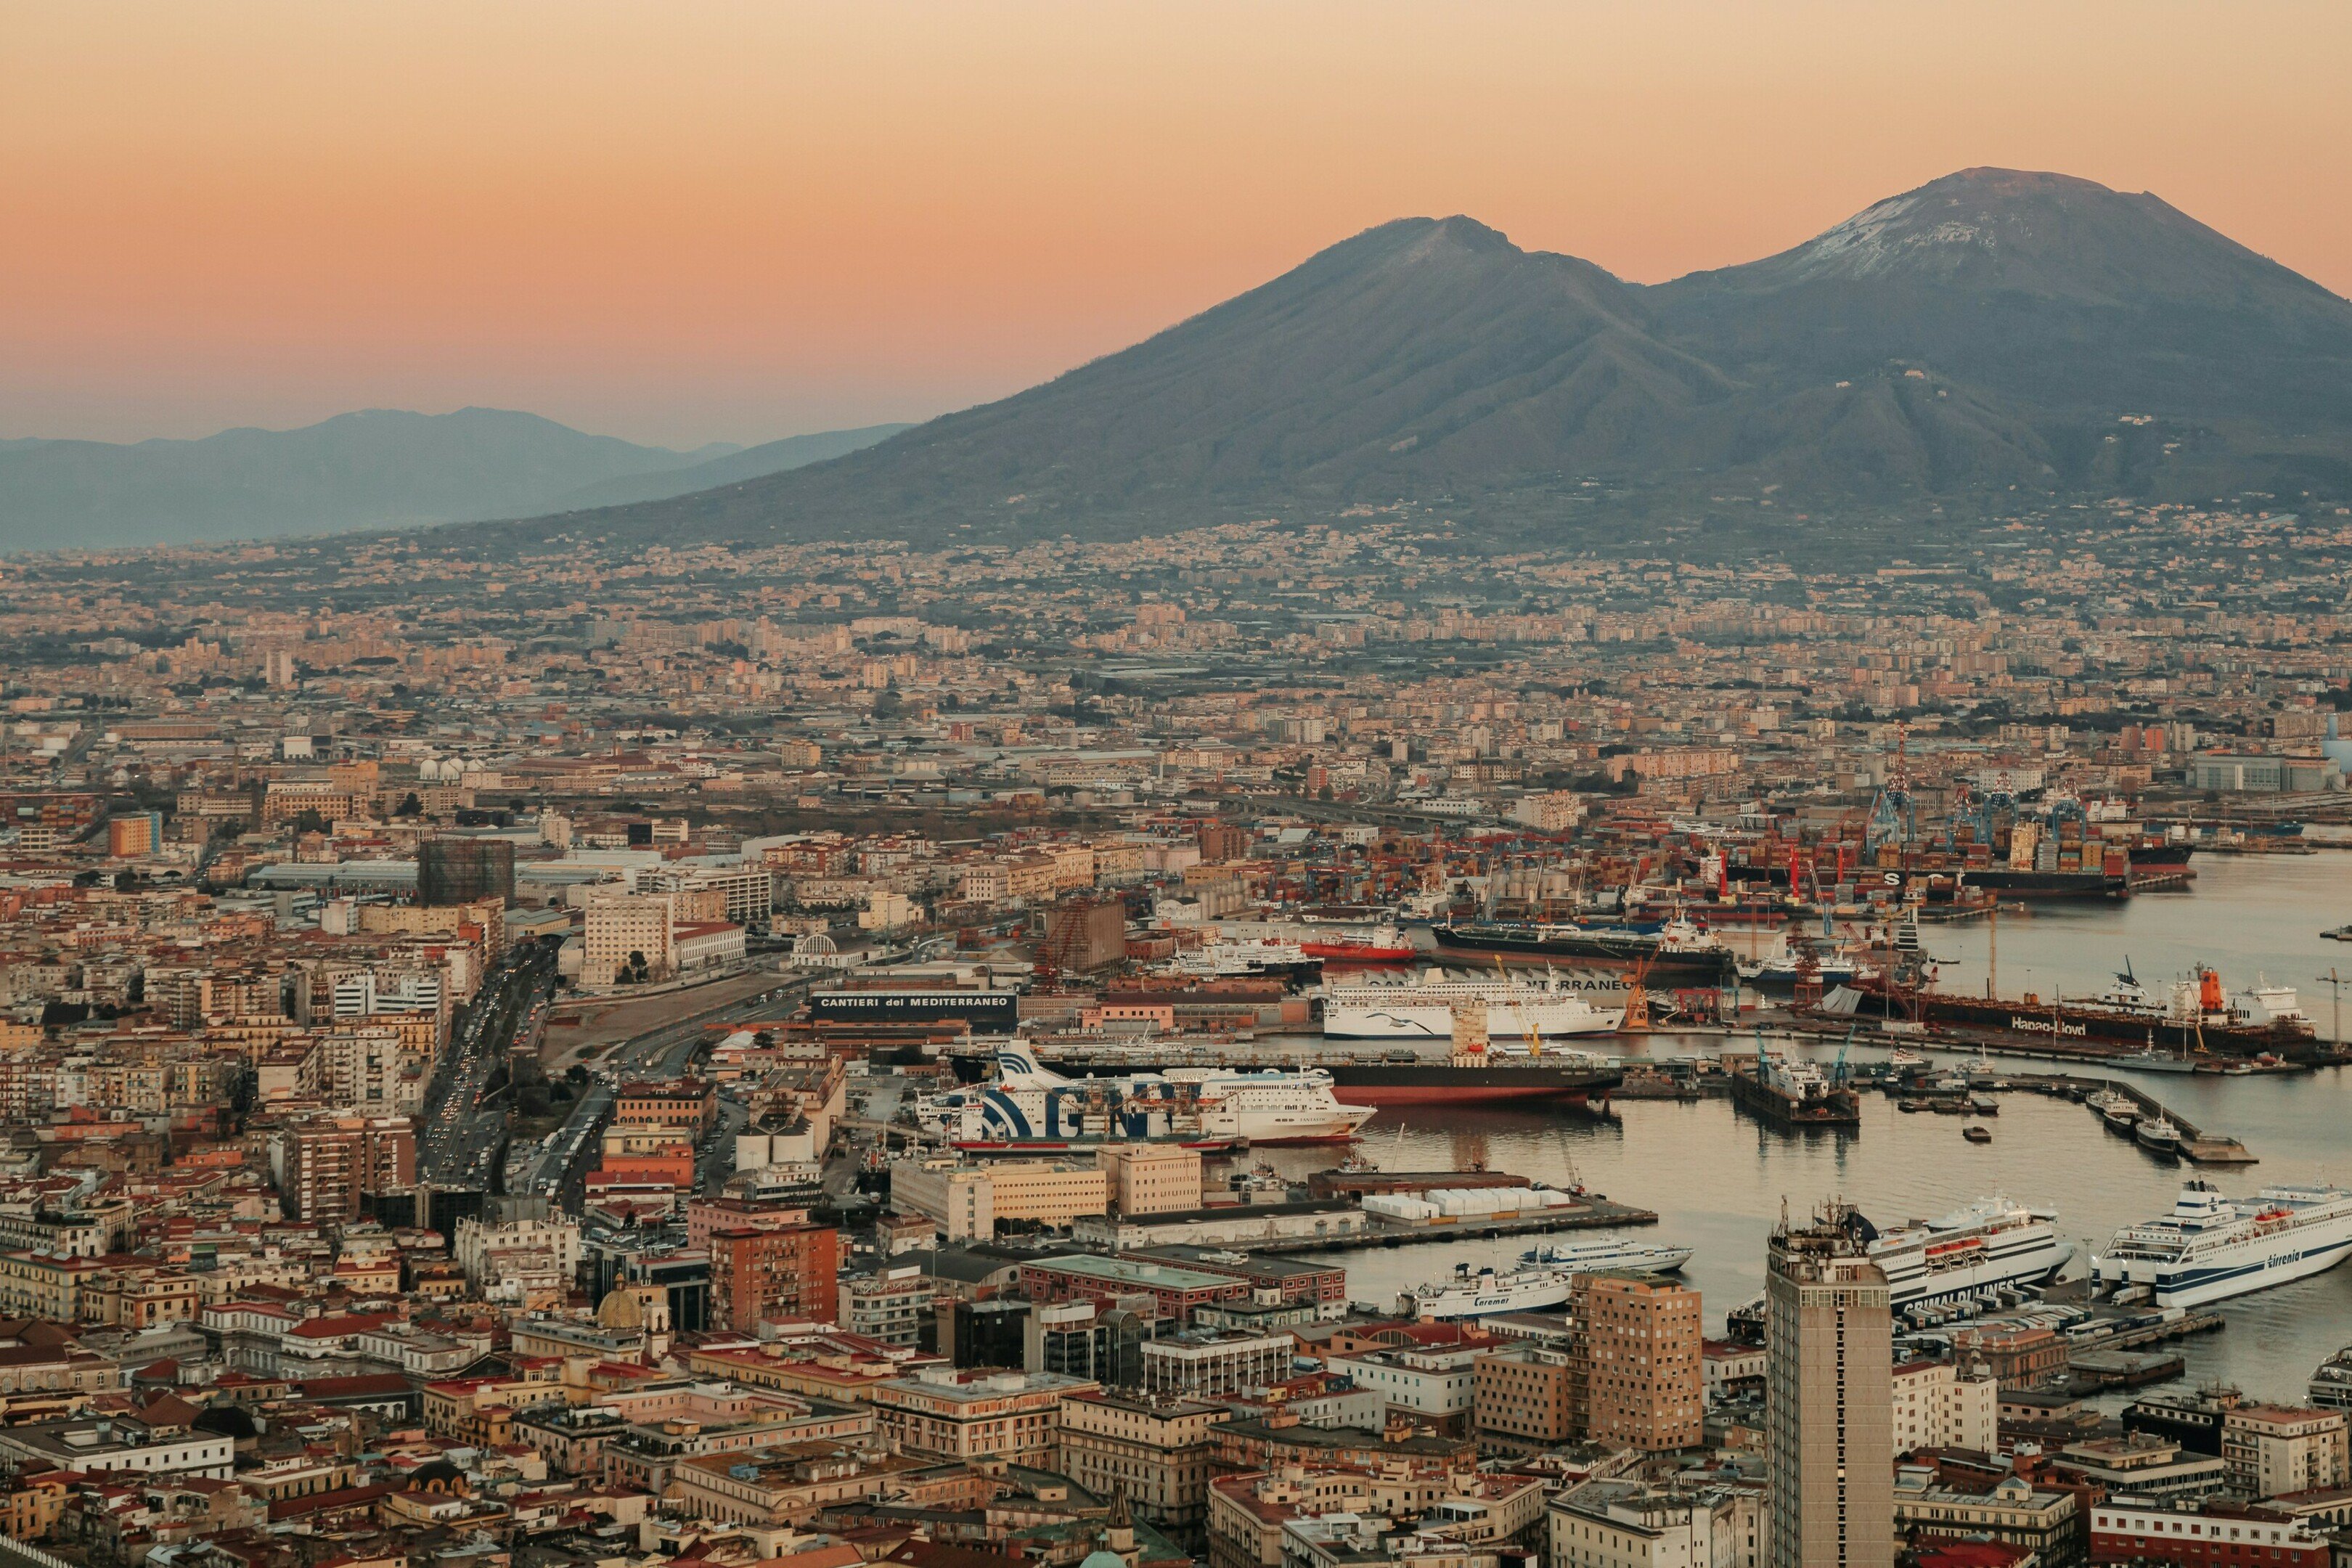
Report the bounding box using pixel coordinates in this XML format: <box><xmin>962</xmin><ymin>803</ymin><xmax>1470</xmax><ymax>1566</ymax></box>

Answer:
<box><xmin>1273</xmin><ymin>1195</ymin><xmax>1659</xmax><ymax>1254</ymax></box>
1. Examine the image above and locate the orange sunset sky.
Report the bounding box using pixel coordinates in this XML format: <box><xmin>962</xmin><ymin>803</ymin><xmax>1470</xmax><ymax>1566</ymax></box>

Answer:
<box><xmin>4</xmin><ymin>1</ymin><xmax>2348</xmax><ymax>448</ymax></box>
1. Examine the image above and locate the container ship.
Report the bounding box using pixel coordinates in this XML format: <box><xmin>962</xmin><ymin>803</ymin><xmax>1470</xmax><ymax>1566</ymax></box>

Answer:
<box><xmin>1727</xmin><ymin>1047</ymin><xmax>1861</xmax><ymax>1127</ymax></box>
<box><xmin>2094</xmin><ymin>1180</ymin><xmax>2352</xmax><ymax>1309</ymax></box>
<box><xmin>1844</xmin><ymin>967</ymin><xmax>2314</xmax><ymax>1056</ymax></box>
<box><xmin>1323</xmin><ymin>997</ymin><xmax>1622</xmax><ymax>1107</ymax></box>
<box><xmin>1433</xmin><ymin>917</ymin><xmax>1733</xmax><ymax>976</ymax></box>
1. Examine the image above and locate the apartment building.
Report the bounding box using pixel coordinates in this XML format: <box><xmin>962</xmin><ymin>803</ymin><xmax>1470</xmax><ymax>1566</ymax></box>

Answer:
<box><xmin>1568</xmin><ymin>1271</ymin><xmax>1703</xmax><ymax>1453</ymax></box>
<box><xmin>1060</xmin><ymin>1390</ymin><xmax>1222</xmax><ymax>1545</ymax></box>
<box><xmin>708</xmin><ymin>1224</ymin><xmax>839</xmax><ymax>1330</ymax></box>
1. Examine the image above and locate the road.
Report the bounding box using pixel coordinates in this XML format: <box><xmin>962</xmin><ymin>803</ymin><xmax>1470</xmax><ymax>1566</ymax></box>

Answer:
<box><xmin>518</xmin><ymin>972</ymin><xmax>817</xmax><ymax>1212</ymax></box>
<box><xmin>417</xmin><ymin>941</ymin><xmax>559</xmax><ymax>1191</ymax></box>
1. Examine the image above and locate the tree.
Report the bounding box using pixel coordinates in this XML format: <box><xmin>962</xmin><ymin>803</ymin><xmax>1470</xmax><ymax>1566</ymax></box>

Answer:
<box><xmin>394</xmin><ymin>791</ymin><xmax>422</xmax><ymax>817</ymax></box>
<box><xmin>290</xmin><ymin>809</ymin><xmax>330</xmax><ymax>836</ymax></box>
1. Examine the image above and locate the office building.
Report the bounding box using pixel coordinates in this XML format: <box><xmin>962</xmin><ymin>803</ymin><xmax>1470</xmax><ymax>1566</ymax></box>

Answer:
<box><xmin>1765</xmin><ymin>1206</ymin><xmax>1892</xmax><ymax>1568</ymax></box>
<box><xmin>2222</xmin><ymin>1405</ymin><xmax>2348</xmax><ymax>1498</ymax></box>
<box><xmin>1568</xmin><ymin>1270</ymin><xmax>1704</xmax><ymax>1453</ymax></box>
<box><xmin>709</xmin><ymin>1224</ymin><xmax>839</xmax><ymax>1330</ymax></box>
<box><xmin>419</xmin><ymin>838</ymin><xmax>516</xmax><ymax>907</ymax></box>
<box><xmin>1098</xmin><ymin>1143</ymin><xmax>1204</xmax><ymax>1217</ymax></box>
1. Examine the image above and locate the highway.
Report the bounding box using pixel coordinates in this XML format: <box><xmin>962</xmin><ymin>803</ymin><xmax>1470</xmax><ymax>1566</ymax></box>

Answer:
<box><xmin>417</xmin><ymin>941</ymin><xmax>560</xmax><ymax>1191</ymax></box>
<box><xmin>517</xmin><ymin>971</ymin><xmax>816</xmax><ymax>1212</ymax></box>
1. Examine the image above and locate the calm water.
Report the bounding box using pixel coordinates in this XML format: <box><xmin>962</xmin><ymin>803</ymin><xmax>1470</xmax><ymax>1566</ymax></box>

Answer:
<box><xmin>1261</xmin><ymin>854</ymin><xmax>2352</xmax><ymax>1408</ymax></box>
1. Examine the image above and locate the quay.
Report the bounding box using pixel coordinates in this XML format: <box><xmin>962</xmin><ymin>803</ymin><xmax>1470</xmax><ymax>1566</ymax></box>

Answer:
<box><xmin>1283</xmin><ymin>1195</ymin><xmax>1659</xmax><ymax>1254</ymax></box>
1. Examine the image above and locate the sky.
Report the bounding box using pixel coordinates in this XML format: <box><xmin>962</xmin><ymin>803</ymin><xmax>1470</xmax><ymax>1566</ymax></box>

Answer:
<box><xmin>4</xmin><ymin>1</ymin><xmax>2349</xmax><ymax>450</ymax></box>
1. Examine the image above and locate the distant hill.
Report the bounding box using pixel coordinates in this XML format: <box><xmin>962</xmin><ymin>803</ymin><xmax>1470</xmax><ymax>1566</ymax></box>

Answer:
<box><xmin>489</xmin><ymin>168</ymin><xmax>2352</xmax><ymax>550</ymax></box>
<box><xmin>552</xmin><ymin>422</ymin><xmax>912</xmax><ymax>510</ymax></box>
<box><xmin>0</xmin><ymin>409</ymin><xmax>904</xmax><ymax>552</ymax></box>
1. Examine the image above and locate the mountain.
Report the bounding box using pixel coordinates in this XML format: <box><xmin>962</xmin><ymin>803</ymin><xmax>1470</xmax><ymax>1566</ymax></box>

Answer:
<box><xmin>499</xmin><ymin>168</ymin><xmax>2352</xmax><ymax>549</ymax></box>
<box><xmin>0</xmin><ymin>407</ymin><xmax>735</xmax><ymax>551</ymax></box>
<box><xmin>552</xmin><ymin>422</ymin><xmax>913</xmax><ymax>510</ymax></box>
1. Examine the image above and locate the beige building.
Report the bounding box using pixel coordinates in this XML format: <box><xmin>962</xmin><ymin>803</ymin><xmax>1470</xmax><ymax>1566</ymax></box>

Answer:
<box><xmin>2224</xmin><ymin>1404</ymin><xmax>2349</xmax><ymax>1498</ymax></box>
<box><xmin>870</xmin><ymin>1367</ymin><xmax>1098</xmax><ymax>1467</ymax></box>
<box><xmin>1765</xmin><ymin>1211</ymin><xmax>1892</xmax><ymax>1568</ymax></box>
<box><xmin>891</xmin><ymin>1156</ymin><xmax>1107</xmax><ymax>1241</ymax></box>
<box><xmin>670</xmin><ymin>1446</ymin><xmax>923</xmax><ymax>1526</ymax></box>
<box><xmin>1474</xmin><ymin>1342</ymin><xmax>1575</xmax><ymax>1450</ymax></box>
<box><xmin>1548</xmin><ymin>1479</ymin><xmax>1763</xmax><ymax>1568</ymax></box>
<box><xmin>581</xmin><ymin>894</ymin><xmax>674</xmax><ymax>986</ymax></box>
<box><xmin>1098</xmin><ymin>1143</ymin><xmax>1203</xmax><ymax>1216</ymax></box>
<box><xmin>1569</xmin><ymin>1271</ymin><xmax>1703</xmax><ymax>1453</ymax></box>
<box><xmin>1061</xmin><ymin>1390</ymin><xmax>1221</xmax><ymax>1545</ymax></box>
<box><xmin>1890</xmin><ymin>1359</ymin><xmax>1997</xmax><ymax>1456</ymax></box>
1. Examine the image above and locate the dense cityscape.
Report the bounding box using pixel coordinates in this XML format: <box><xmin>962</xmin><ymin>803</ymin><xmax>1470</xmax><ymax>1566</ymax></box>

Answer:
<box><xmin>0</xmin><ymin>498</ymin><xmax>2346</xmax><ymax>1568</ymax></box>
<box><xmin>12</xmin><ymin>5</ymin><xmax>2352</xmax><ymax>1566</ymax></box>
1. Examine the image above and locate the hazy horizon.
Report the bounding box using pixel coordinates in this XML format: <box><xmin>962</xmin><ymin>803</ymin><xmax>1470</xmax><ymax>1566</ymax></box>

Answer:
<box><xmin>8</xmin><ymin>1</ymin><xmax>2351</xmax><ymax>448</ymax></box>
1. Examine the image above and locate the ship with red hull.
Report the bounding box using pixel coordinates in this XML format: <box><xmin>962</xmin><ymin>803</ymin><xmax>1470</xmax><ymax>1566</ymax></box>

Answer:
<box><xmin>1322</xmin><ymin>1058</ymin><xmax>1623</xmax><ymax>1108</ymax></box>
<box><xmin>1845</xmin><ymin>968</ymin><xmax>2316</xmax><ymax>1058</ymax></box>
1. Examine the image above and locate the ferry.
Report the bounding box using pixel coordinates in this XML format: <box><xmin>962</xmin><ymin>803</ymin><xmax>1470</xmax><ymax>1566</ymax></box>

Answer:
<box><xmin>2094</xmin><ymin>1180</ymin><xmax>2352</xmax><ymax>1309</ymax></box>
<box><xmin>1859</xmin><ymin>1195</ymin><xmax>2066</xmax><ymax>1311</ymax></box>
<box><xmin>1323</xmin><ymin>969</ymin><xmax>1624</xmax><ymax>1040</ymax></box>
<box><xmin>1402</xmin><ymin>1239</ymin><xmax>1694</xmax><ymax>1320</ymax></box>
<box><xmin>914</xmin><ymin>1042</ymin><xmax>1375</xmax><ymax>1148</ymax></box>
<box><xmin>1521</xmin><ymin>1238</ymin><xmax>1694</xmax><ymax>1275</ymax></box>
<box><xmin>1166</xmin><ymin>941</ymin><xmax>1322</xmax><ymax>981</ymax></box>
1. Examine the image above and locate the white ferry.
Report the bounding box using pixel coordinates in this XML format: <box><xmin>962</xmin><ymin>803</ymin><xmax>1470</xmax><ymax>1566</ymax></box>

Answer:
<box><xmin>1861</xmin><ymin>1195</ymin><xmax>2065</xmax><ymax>1310</ymax></box>
<box><xmin>2094</xmin><ymin>1180</ymin><xmax>2352</xmax><ymax>1309</ymax></box>
<box><xmin>1405</xmin><ymin>1238</ymin><xmax>1694</xmax><ymax>1319</ymax></box>
<box><xmin>912</xmin><ymin>1042</ymin><xmax>1375</xmax><ymax>1148</ymax></box>
<box><xmin>1522</xmin><ymin>1238</ymin><xmax>1695</xmax><ymax>1275</ymax></box>
<box><xmin>1324</xmin><ymin>969</ymin><xmax>1624</xmax><ymax>1040</ymax></box>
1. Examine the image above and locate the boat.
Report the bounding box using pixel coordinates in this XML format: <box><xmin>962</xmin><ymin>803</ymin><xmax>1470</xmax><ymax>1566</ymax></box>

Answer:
<box><xmin>1166</xmin><ymin>940</ymin><xmax>1322</xmax><ymax>981</ymax></box>
<box><xmin>1403</xmin><ymin>1238</ymin><xmax>1694</xmax><ymax>1319</ymax></box>
<box><xmin>2311</xmin><ymin>1345</ymin><xmax>2352</xmax><ymax>1409</ymax></box>
<box><xmin>1432</xmin><ymin>917</ymin><xmax>1733</xmax><ymax>976</ymax></box>
<box><xmin>1193</xmin><ymin>918</ymin><xmax>1419</xmax><ymax>965</ymax></box>
<box><xmin>1898</xmin><ymin>1098</ymin><xmax>1930</xmax><ymax>1114</ymax></box>
<box><xmin>1321</xmin><ymin>998</ymin><xmax>1623</xmax><ymax>1107</ymax></box>
<box><xmin>1969</xmin><ymin>1093</ymin><xmax>2000</xmax><ymax>1116</ymax></box>
<box><xmin>1323</xmin><ymin>968</ymin><xmax>1625</xmax><ymax>1040</ymax></box>
<box><xmin>1726</xmin><ymin>1039</ymin><xmax>1861</xmax><ymax>1127</ymax></box>
<box><xmin>2324</xmin><ymin>926</ymin><xmax>2352</xmax><ymax>944</ymax></box>
<box><xmin>915</xmin><ymin>1041</ymin><xmax>1376</xmax><ymax>1148</ymax></box>
<box><xmin>1521</xmin><ymin>1238</ymin><xmax>1694</xmax><ymax>1275</ymax></box>
<box><xmin>1845</xmin><ymin>965</ymin><xmax>2316</xmax><ymax>1057</ymax></box>
<box><xmin>1840</xmin><ymin>1196</ymin><xmax>2067</xmax><ymax>1313</ymax></box>
<box><xmin>2117</xmin><ymin>1047</ymin><xmax>2202</xmax><ymax>1074</ymax></box>
<box><xmin>1964</xmin><ymin>1124</ymin><xmax>1992</xmax><ymax>1143</ymax></box>
<box><xmin>2088</xmin><ymin>1088</ymin><xmax>2139</xmax><ymax>1130</ymax></box>
<box><xmin>1402</xmin><ymin>1262</ymin><xmax>1575</xmax><ymax>1320</ymax></box>
<box><xmin>2094</xmin><ymin>1180</ymin><xmax>2352</xmax><ymax>1308</ymax></box>
<box><xmin>2136</xmin><ymin>1116</ymin><xmax>2184</xmax><ymax>1155</ymax></box>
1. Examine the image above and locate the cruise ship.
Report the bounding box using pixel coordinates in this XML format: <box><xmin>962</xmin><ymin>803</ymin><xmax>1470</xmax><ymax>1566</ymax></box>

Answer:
<box><xmin>2094</xmin><ymin>1180</ymin><xmax>2352</xmax><ymax>1309</ymax></box>
<box><xmin>1324</xmin><ymin>969</ymin><xmax>1625</xmax><ymax>1040</ymax></box>
<box><xmin>912</xmin><ymin>1042</ymin><xmax>1376</xmax><ymax>1148</ymax></box>
<box><xmin>1858</xmin><ymin>1195</ymin><xmax>2066</xmax><ymax>1310</ymax></box>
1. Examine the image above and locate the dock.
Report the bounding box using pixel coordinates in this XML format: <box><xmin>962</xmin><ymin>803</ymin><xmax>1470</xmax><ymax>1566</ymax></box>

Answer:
<box><xmin>1276</xmin><ymin>1196</ymin><xmax>1659</xmax><ymax>1254</ymax></box>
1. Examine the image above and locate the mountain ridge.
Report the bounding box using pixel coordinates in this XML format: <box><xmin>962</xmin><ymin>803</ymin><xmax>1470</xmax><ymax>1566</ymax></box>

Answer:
<box><xmin>481</xmin><ymin>166</ymin><xmax>2352</xmax><ymax>551</ymax></box>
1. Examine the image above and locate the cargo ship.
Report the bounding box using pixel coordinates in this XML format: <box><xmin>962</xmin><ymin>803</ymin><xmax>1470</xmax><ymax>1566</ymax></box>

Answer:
<box><xmin>1727</xmin><ymin>1045</ymin><xmax>1861</xmax><ymax>1127</ymax></box>
<box><xmin>1433</xmin><ymin>917</ymin><xmax>1733</xmax><ymax>976</ymax></box>
<box><xmin>1323</xmin><ymin>997</ymin><xmax>1622</xmax><ymax>1106</ymax></box>
<box><xmin>1322</xmin><ymin>1054</ymin><xmax>1623</xmax><ymax>1108</ymax></box>
<box><xmin>1845</xmin><ymin>967</ymin><xmax>2314</xmax><ymax>1056</ymax></box>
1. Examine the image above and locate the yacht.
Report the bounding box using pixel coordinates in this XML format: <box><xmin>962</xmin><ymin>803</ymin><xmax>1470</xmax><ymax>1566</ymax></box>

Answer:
<box><xmin>2094</xmin><ymin>1180</ymin><xmax>2352</xmax><ymax>1309</ymax></box>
